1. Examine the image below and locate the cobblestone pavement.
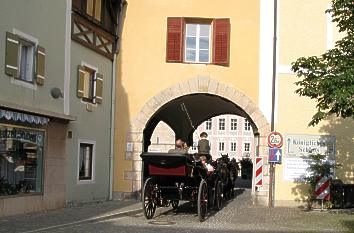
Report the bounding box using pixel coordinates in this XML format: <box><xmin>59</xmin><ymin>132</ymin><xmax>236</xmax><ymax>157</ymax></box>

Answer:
<box><xmin>0</xmin><ymin>188</ymin><xmax>353</xmax><ymax>233</ymax></box>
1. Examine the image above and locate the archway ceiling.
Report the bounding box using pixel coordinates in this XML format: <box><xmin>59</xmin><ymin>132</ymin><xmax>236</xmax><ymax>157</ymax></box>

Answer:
<box><xmin>150</xmin><ymin>93</ymin><xmax>249</xmax><ymax>141</ymax></box>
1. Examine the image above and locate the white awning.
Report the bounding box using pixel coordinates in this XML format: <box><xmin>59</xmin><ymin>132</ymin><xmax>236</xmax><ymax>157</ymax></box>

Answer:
<box><xmin>0</xmin><ymin>109</ymin><xmax>49</xmax><ymax>125</ymax></box>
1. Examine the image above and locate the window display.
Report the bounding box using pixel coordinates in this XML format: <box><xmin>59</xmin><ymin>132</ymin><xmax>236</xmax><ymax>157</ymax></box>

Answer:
<box><xmin>0</xmin><ymin>125</ymin><xmax>44</xmax><ymax>196</ymax></box>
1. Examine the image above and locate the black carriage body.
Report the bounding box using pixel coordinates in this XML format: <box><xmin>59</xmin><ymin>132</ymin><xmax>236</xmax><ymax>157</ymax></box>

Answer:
<box><xmin>141</xmin><ymin>152</ymin><xmax>223</xmax><ymax>221</ymax></box>
<box><xmin>141</xmin><ymin>152</ymin><xmax>205</xmax><ymax>201</ymax></box>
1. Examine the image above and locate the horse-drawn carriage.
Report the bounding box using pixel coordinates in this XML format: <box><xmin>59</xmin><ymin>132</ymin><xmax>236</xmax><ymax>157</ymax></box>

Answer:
<box><xmin>140</xmin><ymin>152</ymin><xmax>239</xmax><ymax>221</ymax></box>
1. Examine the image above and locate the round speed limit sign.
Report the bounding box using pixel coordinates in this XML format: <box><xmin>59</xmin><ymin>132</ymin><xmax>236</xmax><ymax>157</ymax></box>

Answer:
<box><xmin>267</xmin><ymin>131</ymin><xmax>283</xmax><ymax>148</ymax></box>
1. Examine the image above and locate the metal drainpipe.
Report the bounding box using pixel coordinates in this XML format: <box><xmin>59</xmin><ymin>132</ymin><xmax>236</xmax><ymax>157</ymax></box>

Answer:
<box><xmin>109</xmin><ymin>53</ymin><xmax>116</xmax><ymax>201</ymax></box>
<box><xmin>269</xmin><ymin>0</ymin><xmax>278</xmax><ymax>208</ymax></box>
<box><xmin>109</xmin><ymin>0</ymin><xmax>127</xmax><ymax>201</ymax></box>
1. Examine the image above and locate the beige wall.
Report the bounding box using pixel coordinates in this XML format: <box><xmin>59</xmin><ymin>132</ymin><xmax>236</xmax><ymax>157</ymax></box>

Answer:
<box><xmin>114</xmin><ymin>0</ymin><xmax>261</xmax><ymax>193</ymax></box>
<box><xmin>275</xmin><ymin>0</ymin><xmax>354</xmax><ymax>206</ymax></box>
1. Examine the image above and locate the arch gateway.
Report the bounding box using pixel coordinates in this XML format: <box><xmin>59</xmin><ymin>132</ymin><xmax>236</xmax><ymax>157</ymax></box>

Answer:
<box><xmin>120</xmin><ymin>77</ymin><xmax>271</xmax><ymax>205</ymax></box>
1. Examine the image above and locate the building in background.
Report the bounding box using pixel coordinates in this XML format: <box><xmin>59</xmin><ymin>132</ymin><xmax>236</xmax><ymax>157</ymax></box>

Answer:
<box><xmin>149</xmin><ymin>115</ymin><xmax>255</xmax><ymax>162</ymax></box>
<box><xmin>190</xmin><ymin>115</ymin><xmax>254</xmax><ymax>161</ymax></box>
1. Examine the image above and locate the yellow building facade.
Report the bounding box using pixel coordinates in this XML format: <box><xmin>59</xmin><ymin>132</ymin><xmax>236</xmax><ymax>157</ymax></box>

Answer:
<box><xmin>114</xmin><ymin>0</ymin><xmax>353</xmax><ymax>206</ymax></box>
<box><xmin>275</xmin><ymin>0</ymin><xmax>354</xmax><ymax>205</ymax></box>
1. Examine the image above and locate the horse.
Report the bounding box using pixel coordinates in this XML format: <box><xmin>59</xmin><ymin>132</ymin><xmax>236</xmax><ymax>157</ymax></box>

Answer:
<box><xmin>215</xmin><ymin>154</ymin><xmax>240</xmax><ymax>199</ymax></box>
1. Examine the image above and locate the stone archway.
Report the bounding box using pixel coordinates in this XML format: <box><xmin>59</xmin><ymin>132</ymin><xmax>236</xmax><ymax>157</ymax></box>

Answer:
<box><xmin>124</xmin><ymin>76</ymin><xmax>271</xmax><ymax>205</ymax></box>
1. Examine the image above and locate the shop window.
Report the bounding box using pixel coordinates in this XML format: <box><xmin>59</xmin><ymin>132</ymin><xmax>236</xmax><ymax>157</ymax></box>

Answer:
<box><xmin>77</xmin><ymin>65</ymin><xmax>103</xmax><ymax>104</ymax></box>
<box><xmin>166</xmin><ymin>17</ymin><xmax>230</xmax><ymax>65</ymax></box>
<box><xmin>0</xmin><ymin>126</ymin><xmax>44</xmax><ymax>196</ymax></box>
<box><xmin>79</xmin><ymin>143</ymin><xmax>94</xmax><ymax>181</ymax></box>
<box><xmin>5</xmin><ymin>32</ymin><xmax>45</xmax><ymax>85</ymax></box>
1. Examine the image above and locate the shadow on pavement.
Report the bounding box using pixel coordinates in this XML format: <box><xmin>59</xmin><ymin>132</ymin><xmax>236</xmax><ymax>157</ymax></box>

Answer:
<box><xmin>342</xmin><ymin>219</ymin><xmax>354</xmax><ymax>233</ymax></box>
<box><xmin>235</xmin><ymin>178</ymin><xmax>252</xmax><ymax>189</ymax></box>
<box><xmin>153</xmin><ymin>187</ymin><xmax>246</xmax><ymax>221</ymax></box>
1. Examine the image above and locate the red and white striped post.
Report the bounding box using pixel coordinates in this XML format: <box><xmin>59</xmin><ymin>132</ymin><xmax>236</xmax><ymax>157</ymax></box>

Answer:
<box><xmin>255</xmin><ymin>157</ymin><xmax>263</xmax><ymax>187</ymax></box>
<box><xmin>315</xmin><ymin>176</ymin><xmax>331</xmax><ymax>210</ymax></box>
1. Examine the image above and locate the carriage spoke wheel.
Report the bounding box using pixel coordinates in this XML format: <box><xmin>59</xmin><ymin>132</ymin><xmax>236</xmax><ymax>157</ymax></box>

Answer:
<box><xmin>198</xmin><ymin>179</ymin><xmax>208</xmax><ymax>222</ymax></box>
<box><xmin>142</xmin><ymin>178</ymin><xmax>156</xmax><ymax>219</ymax></box>
<box><xmin>215</xmin><ymin>180</ymin><xmax>223</xmax><ymax>210</ymax></box>
<box><xmin>171</xmin><ymin>200</ymin><xmax>179</xmax><ymax>209</ymax></box>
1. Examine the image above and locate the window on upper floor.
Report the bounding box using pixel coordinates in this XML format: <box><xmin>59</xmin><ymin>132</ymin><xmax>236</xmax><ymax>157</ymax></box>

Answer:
<box><xmin>72</xmin><ymin>0</ymin><xmax>121</xmax><ymax>36</ymax></box>
<box><xmin>205</xmin><ymin>119</ymin><xmax>212</xmax><ymax>131</ymax></box>
<box><xmin>77</xmin><ymin>65</ymin><xmax>103</xmax><ymax>104</ymax></box>
<box><xmin>166</xmin><ymin>17</ymin><xmax>230</xmax><ymax>65</ymax></box>
<box><xmin>185</xmin><ymin>23</ymin><xmax>211</xmax><ymax>63</ymax></box>
<box><xmin>244</xmin><ymin>119</ymin><xmax>251</xmax><ymax>131</ymax></box>
<box><xmin>231</xmin><ymin>118</ymin><xmax>237</xmax><ymax>131</ymax></box>
<box><xmin>219</xmin><ymin>118</ymin><xmax>225</xmax><ymax>131</ymax></box>
<box><xmin>73</xmin><ymin>0</ymin><xmax>102</xmax><ymax>23</ymax></box>
<box><xmin>5</xmin><ymin>32</ymin><xmax>45</xmax><ymax>86</ymax></box>
<box><xmin>86</xmin><ymin>0</ymin><xmax>102</xmax><ymax>22</ymax></box>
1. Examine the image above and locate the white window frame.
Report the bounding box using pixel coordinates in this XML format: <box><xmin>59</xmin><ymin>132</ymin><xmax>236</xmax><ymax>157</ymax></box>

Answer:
<box><xmin>218</xmin><ymin>141</ymin><xmax>225</xmax><ymax>152</ymax></box>
<box><xmin>77</xmin><ymin>139</ymin><xmax>96</xmax><ymax>184</ymax></box>
<box><xmin>205</xmin><ymin>119</ymin><xmax>212</xmax><ymax>131</ymax></box>
<box><xmin>18</xmin><ymin>40</ymin><xmax>35</xmax><ymax>82</ymax></box>
<box><xmin>244</xmin><ymin>119</ymin><xmax>251</xmax><ymax>131</ymax></box>
<box><xmin>230</xmin><ymin>142</ymin><xmax>237</xmax><ymax>152</ymax></box>
<box><xmin>243</xmin><ymin>142</ymin><xmax>251</xmax><ymax>157</ymax></box>
<box><xmin>243</xmin><ymin>142</ymin><xmax>250</xmax><ymax>152</ymax></box>
<box><xmin>218</xmin><ymin>118</ymin><xmax>225</xmax><ymax>131</ymax></box>
<box><xmin>80</xmin><ymin>61</ymin><xmax>98</xmax><ymax>104</ymax></box>
<box><xmin>184</xmin><ymin>23</ymin><xmax>211</xmax><ymax>63</ymax></box>
<box><xmin>10</xmin><ymin>29</ymin><xmax>38</xmax><ymax>89</ymax></box>
<box><xmin>230</xmin><ymin>118</ymin><xmax>238</xmax><ymax>131</ymax></box>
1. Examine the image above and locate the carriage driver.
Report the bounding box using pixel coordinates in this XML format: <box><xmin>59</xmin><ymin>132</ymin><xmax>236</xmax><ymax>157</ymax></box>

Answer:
<box><xmin>197</xmin><ymin>132</ymin><xmax>211</xmax><ymax>161</ymax></box>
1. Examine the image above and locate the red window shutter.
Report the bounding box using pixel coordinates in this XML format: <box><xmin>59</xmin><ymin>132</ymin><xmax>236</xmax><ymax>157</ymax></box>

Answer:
<box><xmin>213</xmin><ymin>18</ymin><xmax>230</xmax><ymax>65</ymax></box>
<box><xmin>166</xmin><ymin>17</ymin><xmax>184</xmax><ymax>63</ymax></box>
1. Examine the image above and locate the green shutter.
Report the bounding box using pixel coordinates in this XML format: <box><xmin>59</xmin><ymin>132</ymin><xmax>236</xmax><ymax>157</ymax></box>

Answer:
<box><xmin>5</xmin><ymin>32</ymin><xmax>19</xmax><ymax>77</ymax></box>
<box><xmin>95</xmin><ymin>73</ymin><xmax>103</xmax><ymax>104</ymax></box>
<box><xmin>77</xmin><ymin>65</ymin><xmax>85</xmax><ymax>98</ymax></box>
<box><xmin>36</xmin><ymin>46</ymin><xmax>46</xmax><ymax>85</ymax></box>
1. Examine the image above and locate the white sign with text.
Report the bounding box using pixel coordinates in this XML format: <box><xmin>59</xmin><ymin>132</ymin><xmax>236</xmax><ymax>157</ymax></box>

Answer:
<box><xmin>283</xmin><ymin>134</ymin><xmax>336</xmax><ymax>182</ymax></box>
<box><xmin>285</xmin><ymin>134</ymin><xmax>335</xmax><ymax>157</ymax></box>
<box><xmin>283</xmin><ymin>157</ymin><xmax>311</xmax><ymax>181</ymax></box>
